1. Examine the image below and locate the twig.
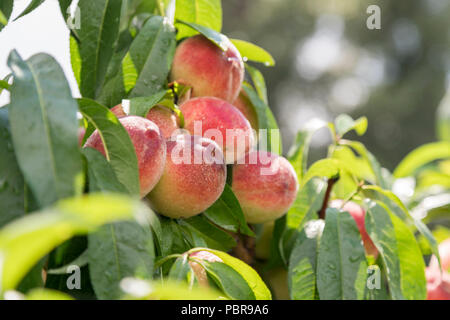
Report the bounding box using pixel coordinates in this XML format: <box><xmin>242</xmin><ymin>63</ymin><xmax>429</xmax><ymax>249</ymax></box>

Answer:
<box><xmin>318</xmin><ymin>177</ymin><xmax>339</xmax><ymax>220</ymax></box>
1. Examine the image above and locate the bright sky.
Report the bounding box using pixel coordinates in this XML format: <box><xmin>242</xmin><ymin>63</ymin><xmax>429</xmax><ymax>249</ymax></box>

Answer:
<box><xmin>0</xmin><ymin>0</ymin><xmax>80</xmax><ymax>107</ymax></box>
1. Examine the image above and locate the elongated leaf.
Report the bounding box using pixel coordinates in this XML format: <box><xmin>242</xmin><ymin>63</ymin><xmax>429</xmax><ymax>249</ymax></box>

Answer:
<box><xmin>82</xmin><ymin>148</ymin><xmax>128</xmax><ymax>194</ymax></box>
<box><xmin>175</xmin><ymin>0</ymin><xmax>222</xmax><ymax>40</ymax></box>
<box><xmin>176</xmin><ymin>20</ymin><xmax>230</xmax><ymax>51</ymax></box>
<box><xmin>88</xmin><ymin>221</ymin><xmax>154</xmax><ymax>300</ymax></box>
<box><xmin>394</xmin><ymin>142</ymin><xmax>450</xmax><ymax>178</ymax></box>
<box><xmin>168</xmin><ymin>254</ymin><xmax>192</xmax><ymax>281</ymax></box>
<box><xmin>288</xmin><ymin>220</ymin><xmax>324</xmax><ymax>300</ymax></box>
<box><xmin>341</xmin><ymin>139</ymin><xmax>389</xmax><ymax>189</ymax></box>
<box><xmin>301</xmin><ymin>159</ymin><xmax>340</xmax><ymax>188</ymax></box>
<box><xmin>78</xmin><ymin>98</ymin><xmax>140</xmax><ymax>196</ymax></box>
<box><xmin>242</xmin><ymin>83</ymin><xmax>282</xmax><ymax>155</ymax></box>
<box><xmin>362</xmin><ymin>185</ymin><xmax>440</xmax><ymax>264</ymax></box>
<box><xmin>281</xmin><ymin>179</ymin><xmax>326</xmax><ymax>263</ymax></box>
<box><xmin>128</xmin><ymin>90</ymin><xmax>168</xmax><ymax>117</ymax></box>
<box><xmin>0</xmin><ymin>193</ymin><xmax>147</xmax><ymax>292</ymax></box>
<box><xmin>365</xmin><ymin>202</ymin><xmax>427</xmax><ymax>300</ymax></box>
<box><xmin>232</xmin><ymin>40</ymin><xmax>275</xmax><ymax>67</ymax></box>
<box><xmin>193</xmin><ymin>248</ymin><xmax>272</xmax><ymax>300</ymax></box>
<box><xmin>316</xmin><ymin>208</ymin><xmax>367</xmax><ymax>300</ymax></box>
<box><xmin>7</xmin><ymin>51</ymin><xmax>82</xmax><ymax>208</ymax></box>
<box><xmin>14</xmin><ymin>0</ymin><xmax>45</xmax><ymax>21</ymax></box>
<box><xmin>335</xmin><ymin>114</ymin><xmax>368</xmax><ymax>138</ymax></box>
<box><xmin>204</xmin><ymin>185</ymin><xmax>254</xmax><ymax>237</ymax></box>
<box><xmin>0</xmin><ymin>108</ymin><xmax>26</xmax><ymax>226</ymax></box>
<box><xmin>287</xmin><ymin>118</ymin><xmax>328</xmax><ymax>182</ymax></box>
<box><xmin>78</xmin><ymin>0</ymin><xmax>123</xmax><ymax>98</ymax></box>
<box><xmin>245</xmin><ymin>64</ymin><xmax>268</xmax><ymax>104</ymax></box>
<box><xmin>0</xmin><ymin>0</ymin><xmax>13</xmax><ymax>31</ymax></box>
<box><xmin>128</xmin><ymin>15</ymin><xmax>176</xmax><ymax>97</ymax></box>
<box><xmin>203</xmin><ymin>261</ymin><xmax>255</xmax><ymax>300</ymax></box>
<box><xmin>179</xmin><ymin>216</ymin><xmax>236</xmax><ymax>252</ymax></box>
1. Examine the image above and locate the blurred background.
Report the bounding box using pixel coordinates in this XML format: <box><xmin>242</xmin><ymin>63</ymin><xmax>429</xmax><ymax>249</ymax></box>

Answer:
<box><xmin>1</xmin><ymin>0</ymin><xmax>449</xmax><ymax>170</ymax></box>
<box><xmin>222</xmin><ymin>0</ymin><xmax>450</xmax><ymax>170</ymax></box>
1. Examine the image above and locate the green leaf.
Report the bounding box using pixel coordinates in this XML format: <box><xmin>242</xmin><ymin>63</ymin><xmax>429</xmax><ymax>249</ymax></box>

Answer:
<box><xmin>77</xmin><ymin>0</ymin><xmax>123</xmax><ymax>98</ymax></box>
<box><xmin>316</xmin><ymin>209</ymin><xmax>368</xmax><ymax>300</ymax></box>
<box><xmin>175</xmin><ymin>0</ymin><xmax>222</xmax><ymax>40</ymax></box>
<box><xmin>0</xmin><ymin>108</ymin><xmax>26</xmax><ymax>227</ymax></box>
<box><xmin>301</xmin><ymin>159</ymin><xmax>340</xmax><ymax>188</ymax></box>
<box><xmin>88</xmin><ymin>220</ymin><xmax>155</xmax><ymax>300</ymax></box>
<box><xmin>393</xmin><ymin>142</ymin><xmax>450</xmax><ymax>178</ymax></box>
<box><xmin>0</xmin><ymin>193</ymin><xmax>148</xmax><ymax>292</ymax></box>
<box><xmin>179</xmin><ymin>216</ymin><xmax>236</xmax><ymax>252</ymax></box>
<box><xmin>168</xmin><ymin>254</ymin><xmax>192</xmax><ymax>282</ymax></box>
<box><xmin>176</xmin><ymin>20</ymin><xmax>230</xmax><ymax>51</ymax></box>
<box><xmin>78</xmin><ymin>98</ymin><xmax>140</xmax><ymax>196</ymax></box>
<box><xmin>288</xmin><ymin>220</ymin><xmax>324</xmax><ymax>300</ymax></box>
<box><xmin>287</xmin><ymin>118</ymin><xmax>328</xmax><ymax>182</ymax></box>
<box><xmin>0</xmin><ymin>0</ymin><xmax>13</xmax><ymax>31</ymax></box>
<box><xmin>335</xmin><ymin>114</ymin><xmax>368</xmax><ymax>138</ymax></box>
<box><xmin>193</xmin><ymin>248</ymin><xmax>272</xmax><ymax>300</ymax></box>
<box><xmin>69</xmin><ymin>36</ymin><xmax>81</xmax><ymax>87</ymax></box>
<box><xmin>281</xmin><ymin>179</ymin><xmax>326</xmax><ymax>263</ymax></box>
<box><xmin>7</xmin><ymin>51</ymin><xmax>83</xmax><ymax>208</ymax></box>
<box><xmin>128</xmin><ymin>90</ymin><xmax>168</xmax><ymax>117</ymax></box>
<box><xmin>26</xmin><ymin>288</ymin><xmax>73</xmax><ymax>300</ymax></box>
<box><xmin>14</xmin><ymin>0</ymin><xmax>45</xmax><ymax>21</ymax></box>
<box><xmin>82</xmin><ymin>148</ymin><xmax>128</xmax><ymax>194</ymax></box>
<box><xmin>203</xmin><ymin>261</ymin><xmax>255</xmax><ymax>300</ymax></box>
<box><xmin>242</xmin><ymin>83</ymin><xmax>282</xmax><ymax>155</ymax></box>
<box><xmin>232</xmin><ymin>40</ymin><xmax>275</xmax><ymax>67</ymax></box>
<box><xmin>47</xmin><ymin>249</ymin><xmax>89</xmax><ymax>275</ymax></box>
<box><xmin>365</xmin><ymin>202</ymin><xmax>427</xmax><ymax>300</ymax></box>
<box><xmin>204</xmin><ymin>185</ymin><xmax>254</xmax><ymax>237</ymax></box>
<box><xmin>245</xmin><ymin>64</ymin><xmax>268</xmax><ymax>104</ymax></box>
<box><xmin>127</xmin><ymin>15</ymin><xmax>176</xmax><ymax>98</ymax></box>
<box><xmin>362</xmin><ymin>185</ymin><xmax>440</xmax><ymax>264</ymax></box>
<box><xmin>341</xmin><ymin>140</ymin><xmax>389</xmax><ymax>189</ymax></box>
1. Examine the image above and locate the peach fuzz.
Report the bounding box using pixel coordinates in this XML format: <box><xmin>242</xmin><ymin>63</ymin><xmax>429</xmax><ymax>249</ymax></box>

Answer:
<box><xmin>330</xmin><ymin>200</ymin><xmax>379</xmax><ymax>258</ymax></box>
<box><xmin>180</xmin><ymin>97</ymin><xmax>255</xmax><ymax>164</ymax></box>
<box><xmin>426</xmin><ymin>238</ymin><xmax>450</xmax><ymax>300</ymax></box>
<box><xmin>233</xmin><ymin>89</ymin><xmax>259</xmax><ymax>130</ymax></box>
<box><xmin>231</xmin><ymin>151</ymin><xmax>299</xmax><ymax>224</ymax></box>
<box><xmin>170</xmin><ymin>35</ymin><xmax>244</xmax><ymax>103</ymax></box>
<box><xmin>147</xmin><ymin>135</ymin><xmax>227</xmax><ymax>218</ymax></box>
<box><xmin>110</xmin><ymin>103</ymin><xmax>179</xmax><ymax>139</ymax></box>
<box><xmin>84</xmin><ymin>116</ymin><xmax>166</xmax><ymax>198</ymax></box>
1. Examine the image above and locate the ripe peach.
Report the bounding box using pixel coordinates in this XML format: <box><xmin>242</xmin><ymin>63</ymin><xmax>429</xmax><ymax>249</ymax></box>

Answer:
<box><xmin>426</xmin><ymin>267</ymin><xmax>450</xmax><ymax>300</ymax></box>
<box><xmin>330</xmin><ymin>200</ymin><xmax>378</xmax><ymax>258</ymax></box>
<box><xmin>111</xmin><ymin>104</ymin><xmax>180</xmax><ymax>139</ymax></box>
<box><xmin>147</xmin><ymin>135</ymin><xmax>226</xmax><ymax>218</ymax></box>
<box><xmin>232</xmin><ymin>89</ymin><xmax>258</xmax><ymax>130</ymax></box>
<box><xmin>84</xmin><ymin>116</ymin><xmax>166</xmax><ymax>198</ymax></box>
<box><xmin>429</xmin><ymin>238</ymin><xmax>450</xmax><ymax>272</ymax></box>
<box><xmin>180</xmin><ymin>97</ymin><xmax>255</xmax><ymax>164</ymax></box>
<box><xmin>188</xmin><ymin>250</ymin><xmax>223</xmax><ymax>287</ymax></box>
<box><xmin>170</xmin><ymin>35</ymin><xmax>244</xmax><ymax>103</ymax></box>
<box><xmin>231</xmin><ymin>151</ymin><xmax>299</xmax><ymax>224</ymax></box>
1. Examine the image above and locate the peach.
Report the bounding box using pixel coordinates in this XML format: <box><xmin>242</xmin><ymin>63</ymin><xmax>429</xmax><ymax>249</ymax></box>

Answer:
<box><xmin>188</xmin><ymin>251</ymin><xmax>223</xmax><ymax>287</ymax></box>
<box><xmin>147</xmin><ymin>135</ymin><xmax>226</xmax><ymax>218</ymax></box>
<box><xmin>84</xmin><ymin>116</ymin><xmax>166</xmax><ymax>198</ymax></box>
<box><xmin>426</xmin><ymin>267</ymin><xmax>450</xmax><ymax>300</ymax></box>
<box><xmin>231</xmin><ymin>151</ymin><xmax>299</xmax><ymax>224</ymax></box>
<box><xmin>78</xmin><ymin>127</ymin><xmax>86</xmax><ymax>147</ymax></box>
<box><xmin>330</xmin><ymin>200</ymin><xmax>379</xmax><ymax>258</ymax></box>
<box><xmin>111</xmin><ymin>104</ymin><xmax>180</xmax><ymax>139</ymax></box>
<box><xmin>180</xmin><ymin>97</ymin><xmax>255</xmax><ymax>164</ymax></box>
<box><xmin>232</xmin><ymin>89</ymin><xmax>258</xmax><ymax>130</ymax></box>
<box><xmin>429</xmin><ymin>238</ymin><xmax>450</xmax><ymax>272</ymax></box>
<box><xmin>170</xmin><ymin>35</ymin><xmax>244</xmax><ymax>103</ymax></box>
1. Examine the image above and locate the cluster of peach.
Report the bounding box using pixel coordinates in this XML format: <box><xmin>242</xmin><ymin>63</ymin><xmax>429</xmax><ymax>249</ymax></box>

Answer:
<box><xmin>81</xmin><ymin>35</ymin><xmax>299</xmax><ymax>224</ymax></box>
